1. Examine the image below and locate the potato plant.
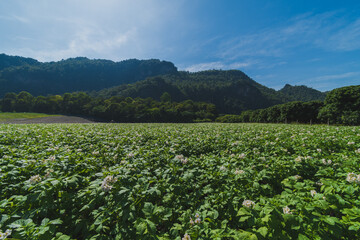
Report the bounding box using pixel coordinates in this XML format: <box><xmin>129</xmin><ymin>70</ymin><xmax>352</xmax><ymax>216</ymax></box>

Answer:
<box><xmin>0</xmin><ymin>123</ymin><xmax>359</xmax><ymax>239</ymax></box>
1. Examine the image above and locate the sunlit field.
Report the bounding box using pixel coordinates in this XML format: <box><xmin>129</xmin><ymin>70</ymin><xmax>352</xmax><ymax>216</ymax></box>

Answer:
<box><xmin>0</xmin><ymin>123</ymin><xmax>359</xmax><ymax>239</ymax></box>
<box><xmin>0</xmin><ymin>112</ymin><xmax>59</xmax><ymax>121</ymax></box>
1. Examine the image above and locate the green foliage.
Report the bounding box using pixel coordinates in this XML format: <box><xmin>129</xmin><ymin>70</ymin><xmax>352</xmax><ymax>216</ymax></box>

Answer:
<box><xmin>160</xmin><ymin>92</ymin><xmax>172</xmax><ymax>102</ymax></box>
<box><xmin>0</xmin><ymin>54</ymin><xmax>327</xmax><ymax>115</ymax></box>
<box><xmin>216</xmin><ymin>101</ymin><xmax>324</xmax><ymax>124</ymax></box>
<box><xmin>318</xmin><ymin>85</ymin><xmax>360</xmax><ymax>125</ymax></box>
<box><xmin>0</xmin><ymin>53</ymin><xmax>39</xmax><ymax>71</ymax></box>
<box><xmin>0</xmin><ymin>91</ymin><xmax>217</xmax><ymax>123</ymax></box>
<box><xmin>0</xmin><ymin>112</ymin><xmax>58</xmax><ymax>121</ymax></box>
<box><xmin>0</xmin><ymin>55</ymin><xmax>177</xmax><ymax>97</ymax></box>
<box><xmin>0</xmin><ymin>123</ymin><xmax>360</xmax><ymax>239</ymax></box>
<box><xmin>279</xmin><ymin>84</ymin><xmax>326</xmax><ymax>102</ymax></box>
<box><xmin>96</xmin><ymin>71</ymin><xmax>327</xmax><ymax>115</ymax></box>
<box><xmin>97</xmin><ymin>71</ymin><xmax>290</xmax><ymax>114</ymax></box>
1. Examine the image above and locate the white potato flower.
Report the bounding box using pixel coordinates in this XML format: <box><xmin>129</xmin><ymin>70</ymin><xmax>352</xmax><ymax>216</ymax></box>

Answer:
<box><xmin>283</xmin><ymin>206</ymin><xmax>292</xmax><ymax>214</ymax></box>
<box><xmin>242</xmin><ymin>200</ymin><xmax>255</xmax><ymax>208</ymax></box>
<box><xmin>29</xmin><ymin>175</ymin><xmax>42</xmax><ymax>184</ymax></box>
<box><xmin>182</xmin><ymin>233</ymin><xmax>191</xmax><ymax>240</ymax></box>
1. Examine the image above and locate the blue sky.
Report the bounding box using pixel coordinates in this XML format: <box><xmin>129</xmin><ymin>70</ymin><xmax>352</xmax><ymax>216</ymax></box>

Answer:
<box><xmin>1</xmin><ymin>0</ymin><xmax>359</xmax><ymax>91</ymax></box>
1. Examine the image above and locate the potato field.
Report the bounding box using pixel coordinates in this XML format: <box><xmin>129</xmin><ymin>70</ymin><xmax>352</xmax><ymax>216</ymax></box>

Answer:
<box><xmin>0</xmin><ymin>123</ymin><xmax>360</xmax><ymax>239</ymax></box>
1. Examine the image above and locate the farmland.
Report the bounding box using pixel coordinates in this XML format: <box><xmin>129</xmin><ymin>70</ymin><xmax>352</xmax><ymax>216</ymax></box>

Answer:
<box><xmin>0</xmin><ymin>113</ymin><xmax>59</xmax><ymax>122</ymax></box>
<box><xmin>0</xmin><ymin>123</ymin><xmax>360</xmax><ymax>239</ymax></box>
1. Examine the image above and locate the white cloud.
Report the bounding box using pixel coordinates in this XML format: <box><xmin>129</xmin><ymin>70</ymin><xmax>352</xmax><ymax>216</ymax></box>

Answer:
<box><xmin>184</xmin><ymin>61</ymin><xmax>255</xmax><ymax>72</ymax></box>
<box><xmin>9</xmin><ymin>28</ymin><xmax>137</xmax><ymax>62</ymax></box>
<box><xmin>327</xmin><ymin>19</ymin><xmax>360</xmax><ymax>51</ymax></box>
<box><xmin>218</xmin><ymin>12</ymin><xmax>360</xmax><ymax>60</ymax></box>
<box><xmin>308</xmin><ymin>72</ymin><xmax>360</xmax><ymax>82</ymax></box>
<box><xmin>185</xmin><ymin>62</ymin><xmax>225</xmax><ymax>72</ymax></box>
<box><xmin>1</xmin><ymin>0</ymin><xmax>187</xmax><ymax>61</ymax></box>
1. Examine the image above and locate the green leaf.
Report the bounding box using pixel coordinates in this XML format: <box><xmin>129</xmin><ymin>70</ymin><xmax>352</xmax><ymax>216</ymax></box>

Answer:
<box><xmin>237</xmin><ymin>208</ymin><xmax>250</xmax><ymax>216</ymax></box>
<box><xmin>50</xmin><ymin>219</ymin><xmax>63</xmax><ymax>225</ymax></box>
<box><xmin>239</xmin><ymin>216</ymin><xmax>251</xmax><ymax>222</ymax></box>
<box><xmin>349</xmin><ymin>224</ymin><xmax>360</xmax><ymax>231</ymax></box>
<box><xmin>256</xmin><ymin>227</ymin><xmax>268</xmax><ymax>237</ymax></box>
<box><xmin>324</xmin><ymin>217</ymin><xmax>336</xmax><ymax>226</ymax></box>
<box><xmin>142</xmin><ymin>202</ymin><xmax>155</xmax><ymax>217</ymax></box>
<box><xmin>53</xmin><ymin>232</ymin><xmax>71</xmax><ymax>240</ymax></box>
<box><xmin>146</xmin><ymin>219</ymin><xmax>156</xmax><ymax>233</ymax></box>
<box><xmin>41</xmin><ymin>218</ymin><xmax>50</xmax><ymax>226</ymax></box>
<box><xmin>213</xmin><ymin>210</ymin><xmax>219</xmax><ymax>219</ymax></box>
<box><xmin>298</xmin><ymin>233</ymin><xmax>310</xmax><ymax>240</ymax></box>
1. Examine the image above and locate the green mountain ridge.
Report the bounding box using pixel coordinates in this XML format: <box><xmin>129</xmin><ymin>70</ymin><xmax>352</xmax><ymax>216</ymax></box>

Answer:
<box><xmin>0</xmin><ymin>54</ymin><xmax>326</xmax><ymax>114</ymax></box>
<box><xmin>0</xmin><ymin>53</ymin><xmax>40</xmax><ymax>71</ymax></box>
<box><xmin>96</xmin><ymin>71</ymin><xmax>326</xmax><ymax>114</ymax></box>
<box><xmin>0</xmin><ymin>54</ymin><xmax>177</xmax><ymax>97</ymax></box>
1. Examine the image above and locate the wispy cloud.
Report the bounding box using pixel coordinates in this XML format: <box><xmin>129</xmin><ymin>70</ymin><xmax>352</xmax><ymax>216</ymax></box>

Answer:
<box><xmin>308</xmin><ymin>72</ymin><xmax>360</xmax><ymax>82</ymax></box>
<box><xmin>11</xmin><ymin>15</ymin><xmax>29</xmax><ymax>23</ymax></box>
<box><xmin>0</xmin><ymin>14</ymin><xmax>29</xmax><ymax>23</ymax></box>
<box><xmin>326</xmin><ymin>19</ymin><xmax>360</xmax><ymax>51</ymax></box>
<box><xmin>184</xmin><ymin>60</ymin><xmax>256</xmax><ymax>72</ymax></box>
<box><xmin>218</xmin><ymin>11</ymin><xmax>360</xmax><ymax>60</ymax></box>
<box><xmin>289</xmin><ymin>71</ymin><xmax>360</xmax><ymax>91</ymax></box>
<box><xmin>185</xmin><ymin>62</ymin><xmax>224</xmax><ymax>72</ymax></box>
<box><xmin>10</xmin><ymin>28</ymin><xmax>137</xmax><ymax>62</ymax></box>
<box><xmin>2</xmin><ymin>0</ymin><xmax>186</xmax><ymax>61</ymax></box>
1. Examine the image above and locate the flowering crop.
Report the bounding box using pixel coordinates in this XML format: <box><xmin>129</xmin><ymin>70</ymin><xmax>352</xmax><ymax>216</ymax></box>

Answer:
<box><xmin>0</xmin><ymin>123</ymin><xmax>359</xmax><ymax>239</ymax></box>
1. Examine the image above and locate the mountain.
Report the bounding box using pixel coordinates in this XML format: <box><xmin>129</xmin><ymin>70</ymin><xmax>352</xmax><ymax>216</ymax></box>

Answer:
<box><xmin>279</xmin><ymin>84</ymin><xmax>326</xmax><ymax>102</ymax></box>
<box><xmin>0</xmin><ymin>53</ymin><xmax>39</xmax><ymax>71</ymax></box>
<box><xmin>96</xmin><ymin>70</ymin><xmax>293</xmax><ymax>114</ymax></box>
<box><xmin>0</xmin><ymin>54</ymin><xmax>327</xmax><ymax>114</ymax></box>
<box><xmin>0</xmin><ymin>54</ymin><xmax>177</xmax><ymax>97</ymax></box>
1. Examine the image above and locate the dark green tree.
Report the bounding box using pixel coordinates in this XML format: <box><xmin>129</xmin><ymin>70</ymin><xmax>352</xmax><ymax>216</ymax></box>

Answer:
<box><xmin>14</xmin><ymin>91</ymin><xmax>34</xmax><ymax>112</ymax></box>
<box><xmin>318</xmin><ymin>85</ymin><xmax>360</xmax><ymax>125</ymax></box>
<box><xmin>160</xmin><ymin>92</ymin><xmax>171</xmax><ymax>102</ymax></box>
<box><xmin>1</xmin><ymin>92</ymin><xmax>17</xmax><ymax>112</ymax></box>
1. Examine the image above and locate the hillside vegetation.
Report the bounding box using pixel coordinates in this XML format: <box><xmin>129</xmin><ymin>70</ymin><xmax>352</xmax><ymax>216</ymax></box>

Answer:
<box><xmin>0</xmin><ymin>54</ymin><xmax>177</xmax><ymax>97</ymax></box>
<box><xmin>3</xmin><ymin>54</ymin><xmax>359</xmax><ymax>125</ymax></box>
<box><xmin>279</xmin><ymin>84</ymin><xmax>326</xmax><ymax>102</ymax></box>
<box><xmin>0</xmin><ymin>54</ymin><xmax>325</xmax><ymax>114</ymax></box>
<box><xmin>96</xmin><ymin>71</ymin><xmax>326</xmax><ymax>114</ymax></box>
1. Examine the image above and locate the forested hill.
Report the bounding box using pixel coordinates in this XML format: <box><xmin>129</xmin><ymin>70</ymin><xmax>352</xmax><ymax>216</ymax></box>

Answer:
<box><xmin>0</xmin><ymin>54</ymin><xmax>177</xmax><ymax>97</ymax></box>
<box><xmin>0</xmin><ymin>53</ymin><xmax>40</xmax><ymax>71</ymax></box>
<box><xmin>279</xmin><ymin>84</ymin><xmax>326</xmax><ymax>102</ymax></box>
<box><xmin>96</xmin><ymin>70</ymin><xmax>326</xmax><ymax>114</ymax></box>
<box><xmin>0</xmin><ymin>54</ymin><xmax>326</xmax><ymax>114</ymax></box>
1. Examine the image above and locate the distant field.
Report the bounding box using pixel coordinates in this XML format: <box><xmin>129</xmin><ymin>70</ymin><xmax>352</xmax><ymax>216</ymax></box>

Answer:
<box><xmin>0</xmin><ymin>112</ymin><xmax>59</xmax><ymax>121</ymax></box>
<box><xmin>0</xmin><ymin>112</ymin><xmax>96</xmax><ymax>124</ymax></box>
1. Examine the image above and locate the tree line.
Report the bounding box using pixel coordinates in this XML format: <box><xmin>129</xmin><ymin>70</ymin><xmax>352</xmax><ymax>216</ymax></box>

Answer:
<box><xmin>216</xmin><ymin>85</ymin><xmax>360</xmax><ymax>125</ymax></box>
<box><xmin>0</xmin><ymin>91</ymin><xmax>217</xmax><ymax>123</ymax></box>
<box><xmin>216</xmin><ymin>101</ymin><xmax>324</xmax><ymax>124</ymax></box>
<box><xmin>0</xmin><ymin>85</ymin><xmax>358</xmax><ymax>125</ymax></box>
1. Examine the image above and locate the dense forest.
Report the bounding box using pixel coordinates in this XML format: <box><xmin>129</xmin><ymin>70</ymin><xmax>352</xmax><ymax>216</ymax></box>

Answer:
<box><xmin>0</xmin><ymin>54</ymin><xmax>325</xmax><ymax>114</ymax></box>
<box><xmin>216</xmin><ymin>85</ymin><xmax>360</xmax><ymax>125</ymax></box>
<box><xmin>0</xmin><ymin>91</ymin><xmax>216</xmax><ymax>123</ymax></box>
<box><xmin>278</xmin><ymin>84</ymin><xmax>326</xmax><ymax>102</ymax></box>
<box><xmin>1</xmin><ymin>85</ymin><xmax>359</xmax><ymax>124</ymax></box>
<box><xmin>0</xmin><ymin>54</ymin><xmax>177</xmax><ymax>97</ymax></box>
<box><xmin>95</xmin><ymin>71</ymin><xmax>326</xmax><ymax>114</ymax></box>
<box><xmin>1</xmin><ymin>54</ymin><xmax>358</xmax><ymax>125</ymax></box>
